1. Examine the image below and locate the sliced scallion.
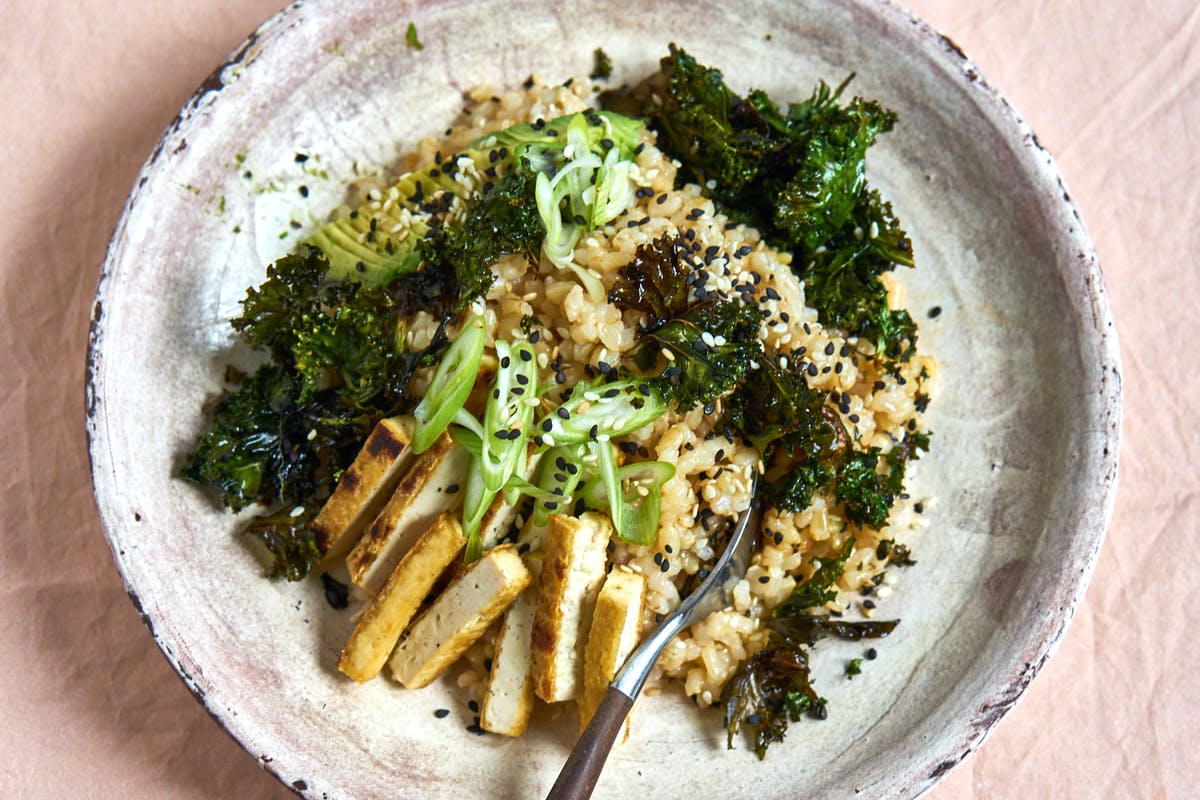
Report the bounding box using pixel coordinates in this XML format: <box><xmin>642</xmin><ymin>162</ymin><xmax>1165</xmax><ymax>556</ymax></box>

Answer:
<box><xmin>537</xmin><ymin>379</ymin><xmax>667</xmax><ymax>448</ymax></box>
<box><xmin>412</xmin><ymin>314</ymin><xmax>485</xmax><ymax>453</ymax></box>
<box><xmin>480</xmin><ymin>339</ymin><xmax>538</xmax><ymax>491</ymax></box>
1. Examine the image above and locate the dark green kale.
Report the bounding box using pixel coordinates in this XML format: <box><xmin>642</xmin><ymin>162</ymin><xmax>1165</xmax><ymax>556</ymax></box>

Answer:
<box><xmin>181</xmin><ymin>366</ymin><xmax>373</xmax><ymax>509</ymax></box>
<box><xmin>801</xmin><ymin>189</ymin><xmax>916</xmax><ymax>360</ymax></box>
<box><xmin>724</xmin><ymin>360</ymin><xmax>848</xmax><ymax>513</ymax></box>
<box><xmin>776</xmin><ymin>537</ymin><xmax>855</xmax><ymax>613</ymax></box>
<box><xmin>602</xmin><ymin>46</ymin><xmax>917</xmax><ymax>362</ymax></box>
<box><xmin>418</xmin><ymin>164</ymin><xmax>542</xmax><ymax>311</ymax></box>
<box><xmin>182</xmin><ymin>366</ymin><xmax>298</xmax><ymax>512</ymax></box>
<box><xmin>233</xmin><ymin>247</ymin><xmax>414</xmax><ymax>406</ymax></box>
<box><xmin>835</xmin><ymin>430</ymin><xmax>930</xmax><ymax>527</ymax></box>
<box><xmin>723</xmin><ymin>553</ymin><xmax>898</xmax><ymax>758</ymax></box>
<box><xmin>611</xmin><ymin>235</ymin><xmax>763</xmax><ymax>411</ymax></box>
<box><xmin>608</xmin><ymin>234</ymin><xmax>693</xmax><ymax>328</ymax></box>
<box><xmin>242</xmin><ymin>506</ymin><xmax>322</xmax><ymax>582</ymax></box>
<box><xmin>181</xmin><ymin>366</ymin><xmax>374</xmax><ymax>579</ymax></box>
<box><xmin>185</xmin><ymin>247</ymin><xmax>458</xmax><ymax>579</ymax></box>
<box><xmin>590</xmin><ymin>47</ymin><xmax>613</xmax><ymax>80</ymax></box>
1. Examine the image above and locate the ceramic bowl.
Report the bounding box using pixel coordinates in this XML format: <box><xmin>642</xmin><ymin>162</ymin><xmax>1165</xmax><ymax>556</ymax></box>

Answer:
<box><xmin>86</xmin><ymin>1</ymin><xmax>1120</xmax><ymax>797</ymax></box>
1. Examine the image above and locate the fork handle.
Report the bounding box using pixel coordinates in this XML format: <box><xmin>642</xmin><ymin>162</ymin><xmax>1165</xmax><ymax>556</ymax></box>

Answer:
<box><xmin>544</xmin><ymin>687</ymin><xmax>634</xmax><ymax>800</ymax></box>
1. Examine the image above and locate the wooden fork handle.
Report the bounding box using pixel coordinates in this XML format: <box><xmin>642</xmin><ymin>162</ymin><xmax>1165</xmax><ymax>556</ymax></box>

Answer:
<box><xmin>544</xmin><ymin>687</ymin><xmax>635</xmax><ymax>800</ymax></box>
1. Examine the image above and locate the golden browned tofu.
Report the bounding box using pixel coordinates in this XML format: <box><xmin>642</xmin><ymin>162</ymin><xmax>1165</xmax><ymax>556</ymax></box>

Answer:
<box><xmin>389</xmin><ymin>544</ymin><xmax>530</xmax><ymax>689</ymax></box>
<box><xmin>530</xmin><ymin>513</ymin><xmax>612</xmax><ymax>703</ymax></box>
<box><xmin>337</xmin><ymin>512</ymin><xmax>466</xmax><ymax>683</ymax></box>
<box><xmin>579</xmin><ymin>566</ymin><xmax>646</xmax><ymax>734</ymax></box>
<box><xmin>346</xmin><ymin>432</ymin><xmax>468</xmax><ymax>594</ymax></box>
<box><xmin>479</xmin><ymin>580</ymin><xmax>538</xmax><ymax>737</ymax></box>
<box><xmin>314</xmin><ymin>416</ymin><xmax>416</xmax><ymax>566</ymax></box>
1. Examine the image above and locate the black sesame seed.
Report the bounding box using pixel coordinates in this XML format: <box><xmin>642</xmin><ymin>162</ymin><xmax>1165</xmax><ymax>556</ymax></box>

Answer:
<box><xmin>814</xmin><ymin>704</ymin><xmax>828</xmax><ymax>720</ymax></box>
<box><xmin>866</xmin><ymin>648</ymin><xmax>878</xmax><ymax>660</ymax></box>
<box><xmin>445</xmin><ymin>484</ymin><xmax>460</xmax><ymax>495</ymax></box>
<box><xmin>928</xmin><ymin>306</ymin><xmax>943</xmax><ymax>318</ymax></box>
<box><xmin>541</xmin><ymin>419</ymin><xmax>554</xmax><ymax>433</ymax></box>
<box><xmin>758</xmin><ymin>575</ymin><xmax>770</xmax><ymax>584</ymax></box>
<box><xmin>660</xmin><ymin>560</ymin><xmax>670</xmax><ymax>573</ymax></box>
<box><xmin>298</xmin><ymin>185</ymin><xmax>309</xmax><ymax>197</ymax></box>
<box><xmin>588</xmin><ymin>424</ymin><xmax>599</xmax><ymax>439</ymax></box>
<box><xmin>434</xmin><ymin>708</ymin><xmax>450</xmax><ymax>719</ymax></box>
<box><xmin>468</xmin><ymin>700</ymin><xmax>480</xmax><ymax>712</ymax></box>
<box><xmin>516</xmin><ymin>374</ymin><xmax>529</xmax><ymax>385</ymax></box>
<box><xmin>915</xmin><ymin>501</ymin><xmax>925</xmax><ymax>513</ymax></box>
<box><xmin>863</xmin><ymin>599</ymin><xmax>876</xmax><ymax>609</ymax></box>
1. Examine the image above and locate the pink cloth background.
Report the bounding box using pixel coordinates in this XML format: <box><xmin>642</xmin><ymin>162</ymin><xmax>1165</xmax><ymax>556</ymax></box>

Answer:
<box><xmin>2</xmin><ymin>1</ymin><xmax>1195</xmax><ymax>797</ymax></box>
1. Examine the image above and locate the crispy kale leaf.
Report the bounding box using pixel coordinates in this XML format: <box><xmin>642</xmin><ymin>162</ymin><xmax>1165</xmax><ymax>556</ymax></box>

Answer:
<box><xmin>836</xmin><ymin>430</ymin><xmax>930</xmax><ymax>527</ymax></box>
<box><xmin>608</xmin><ymin>234</ymin><xmax>693</xmax><ymax>328</ymax></box>
<box><xmin>722</xmin><ymin>547</ymin><xmax>899</xmax><ymax>759</ymax></box>
<box><xmin>242</xmin><ymin>505</ymin><xmax>322</xmax><ymax>582</ymax></box>
<box><xmin>801</xmin><ymin>189</ymin><xmax>916</xmax><ymax>360</ymax></box>
<box><xmin>612</xmin><ymin>235</ymin><xmax>763</xmax><ymax>411</ymax></box>
<box><xmin>418</xmin><ymin>164</ymin><xmax>542</xmax><ymax>310</ymax></box>
<box><xmin>724</xmin><ymin>360</ymin><xmax>848</xmax><ymax>512</ymax></box>
<box><xmin>233</xmin><ymin>247</ymin><xmax>414</xmax><ymax>406</ymax></box>
<box><xmin>602</xmin><ymin>46</ymin><xmax>917</xmax><ymax>362</ymax></box>
<box><xmin>181</xmin><ymin>366</ymin><xmax>373</xmax><ymax>511</ymax></box>
<box><xmin>181</xmin><ymin>366</ymin><xmax>374</xmax><ymax>579</ymax></box>
<box><xmin>590</xmin><ymin>47</ymin><xmax>613</xmax><ymax>80</ymax></box>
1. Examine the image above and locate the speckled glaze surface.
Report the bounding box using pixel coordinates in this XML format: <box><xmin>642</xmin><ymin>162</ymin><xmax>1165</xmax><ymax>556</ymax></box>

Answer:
<box><xmin>86</xmin><ymin>1</ymin><xmax>1120</xmax><ymax>798</ymax></box>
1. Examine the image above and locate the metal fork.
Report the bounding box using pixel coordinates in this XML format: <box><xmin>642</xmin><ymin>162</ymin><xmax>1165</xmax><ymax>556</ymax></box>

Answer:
<box><xmin>545</xmin><ymin>476</ymin><xmax>762</xmax><ymax>800</ymax></box>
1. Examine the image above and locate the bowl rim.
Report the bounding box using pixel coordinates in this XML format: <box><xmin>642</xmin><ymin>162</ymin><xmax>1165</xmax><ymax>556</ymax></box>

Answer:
<box><xmin>85</xmin><ymin>1</ymin><xmax>1122</xmax><ymax>797</ymax></box>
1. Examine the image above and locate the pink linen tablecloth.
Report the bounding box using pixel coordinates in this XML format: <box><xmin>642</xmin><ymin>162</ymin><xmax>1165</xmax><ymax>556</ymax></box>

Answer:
<box><xmin>1</xmin><ymin>1</ymin><xmax>1195</xmax><ymax>797</ymax></box>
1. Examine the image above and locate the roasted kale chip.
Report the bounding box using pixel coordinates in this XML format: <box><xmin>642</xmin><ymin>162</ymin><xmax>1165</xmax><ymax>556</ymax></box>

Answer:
<box><xmin>418</xmin><ymin>164</ymin><xmax>542</xmax><ymax>310</ymax></box>
<box><xmin>242</xmin><ymin>505</ymin><xmax>322</xmax><ymax>582</ymax></box>
<box><xmin>181</xmin><ymin>367</ymin><xmax>373</xmax><ymax>511</ymax></box>
<box><xmin>611</xmin><ymin>235</ymin><xmax>763</xmax><ymax>411</ymax></box>
<box><xmin>724</xmin><ymin>360</ymin><xmax>848</xmax><ymax>512</ymax></box>
<box><xmin>800</xmin><ymin>189</ymin><xmax>916</xmax><ymax>360</ymax></box>
<box><xmin>835</xmin><ymin>430</ymin><xmax>930</xmax><ymax>527</ymax></box>
<box><xmin>602</xmin><ymin>46</ymin><xmax>916</xmax><ymax>362</ymax></box>
<box><xmin>181</xmin><ymin>366</ymin><xmax>375</xmax><ymax>578</ymax></box>
<box><xmin>590</xmin><ymin>47</ymin><xmax>613</xmax><ymax>80</ymax></box>
<box><xmin>608</xmin><ymin>234</ymin><xmax>693</xmax><ymax>328</ymax></box>
<box><xmin>233</xmin><ymin>247</ymin><xmax>414</xmax><ymax>406</ymax></box>
<box><xmin>723</xmin><ymin>548</ymin><xmax>899</xmax><ymax>759</ymax></box>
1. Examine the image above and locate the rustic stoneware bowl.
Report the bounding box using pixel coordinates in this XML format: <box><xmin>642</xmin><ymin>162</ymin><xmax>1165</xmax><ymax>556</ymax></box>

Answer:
<box><xmin>87</xmin><ymin>0</ymin><xmax>1120</xmax><ymax>798</ymax></box>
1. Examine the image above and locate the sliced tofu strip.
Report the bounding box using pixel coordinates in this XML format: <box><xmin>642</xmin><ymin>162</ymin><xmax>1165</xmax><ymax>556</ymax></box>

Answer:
<box><xmin>479</xmin><ymin>578</ymin><xmax>539</xmax><ymax>737</ymax></box>
<box><xmin>579</xmin><ymin>566</ymin><xmax>646</xmax><ymax>735</ymax></box>
<box><xmin>390</xmin><ymin>544</ymin><xmax>530</xmax><ymax>689</ymax></box>
<box><xmin>346</xmin><ymin>432</ymin><xmax>468</xmax><ymax>594</ymax></box>
<box><xmin>479</xmin><ymin>452</ymin><xmax>543</xmax><ymax>550</ymax></box>
<box><xmin>314</xmin><ymin>416</ymin><xmax>416</xmax><ymax>566</ymax></box>
<box><xmin>530</xmin><ymin>513</ymin><xmax>612</xmax><ymax>703</ymax></box>
<box><xmin>337</xmin><ymin>512</ymin><xmax>466</xmax><ymax>683</ymax></box>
